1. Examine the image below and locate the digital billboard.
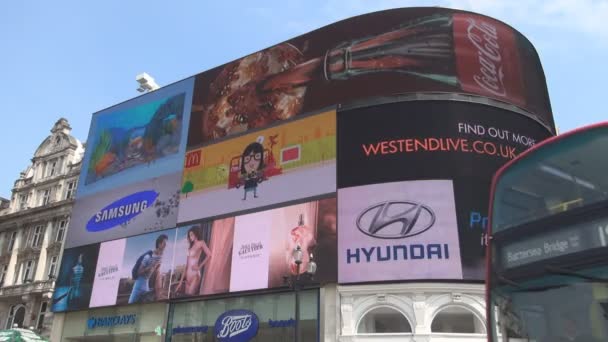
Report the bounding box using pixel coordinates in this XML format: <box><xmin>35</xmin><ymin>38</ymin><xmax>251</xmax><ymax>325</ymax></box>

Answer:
<box><xmin>170</xmin><ymin>198</ymin><xmax>337</xmax><ymax>299</ymax></box>
<box><xmin>87</xmin><ymin>228</ymin><xmax>177</xmax><ymax>308</ymax></box>
<box><xmin>337</xmin><ymin>101</ymin><xmax>553</xmax><ymax>280</ymax></box>
<box><xmin>178</xmin><ymin>110</ymin><xmax>336</xmax><ymax>223</ymax></box>
<box><xmin>77</xmin><ymin>77</ymin><xmax>194</xmax><ymax>198</ymax></box>
<box><xmin>51</xmin><ymin>244</ymin><xmax>100</xmax><ymax>312</ymax></box>
<box><xmin>54</xmin><ymin>198</ymin><xmax>337</xmax><ymax>312</ymax></box>
<box><xmin>339</xmin><ymin>180</ymin><xmax>462</xmax><ymax>283</ymax></box>
<box><xmin>187</xmin><ymin>8</ymin><xmax>553</xmax><ymax>147</ymax></box>
<box><xmin>65</xmin><ymin>172</ymin><xmax>181</xmax><ymax>248</ymax></box>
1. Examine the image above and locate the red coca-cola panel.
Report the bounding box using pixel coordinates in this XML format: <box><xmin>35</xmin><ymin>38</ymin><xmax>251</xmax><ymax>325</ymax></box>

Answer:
<box><xmin>454</xmin><ymin>13</ymin><xmax>526</xmax><ymax>108</ymax></box>
<box><xmin>187</xmin><ymin>8</ymin><xmax>554</xmax><ymax>147</ymax></box>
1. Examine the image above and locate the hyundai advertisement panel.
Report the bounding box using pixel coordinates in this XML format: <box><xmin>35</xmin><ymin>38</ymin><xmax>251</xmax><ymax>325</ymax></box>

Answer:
<box><xmin>337</xmin><ymin>101</ymin><xmax>553</xmax><ymax>280</ymax></box>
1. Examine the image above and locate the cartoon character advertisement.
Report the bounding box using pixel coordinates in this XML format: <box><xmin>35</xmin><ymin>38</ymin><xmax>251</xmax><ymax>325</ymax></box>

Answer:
<box><xmin>178</xmin><ymin>110</ymin><xmax>336</xmax><ymax>224</ymax></box>
<box><xmin>76</xmin><ymin>77</ymin><xmax>194</xmax><ymax>199</ymax></box>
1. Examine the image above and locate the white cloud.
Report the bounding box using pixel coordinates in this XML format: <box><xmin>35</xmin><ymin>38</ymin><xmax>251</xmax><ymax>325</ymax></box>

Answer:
<box><xmin>445</xmin><ymin>0</ymin><xmax>608</xmax><ymax>41</ymax></box>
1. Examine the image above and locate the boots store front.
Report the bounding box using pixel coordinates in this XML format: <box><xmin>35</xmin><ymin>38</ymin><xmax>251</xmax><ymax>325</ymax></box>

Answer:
<box><xmin>50</xmin><ymin>6</ymin><xmax>555</xmax><ymax>342</ymax></box>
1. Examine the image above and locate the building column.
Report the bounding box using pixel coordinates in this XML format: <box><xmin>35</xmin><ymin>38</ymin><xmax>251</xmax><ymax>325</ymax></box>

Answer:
<box><xmin>34</xmin><ymin>221</ymin><xmax>53</xmax><ymax>281</ymax></box>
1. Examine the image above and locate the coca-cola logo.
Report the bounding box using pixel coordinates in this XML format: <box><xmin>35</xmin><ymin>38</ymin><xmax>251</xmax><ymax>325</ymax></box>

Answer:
<box><xmin>214</xmin><ymin>310</ymin><xmax>259</xmax><ymax>342</ymax></box>
<box><xmin>466</xmin><ymin>18</ymin><xmax>506</xmax><ymax>97</ymax></box>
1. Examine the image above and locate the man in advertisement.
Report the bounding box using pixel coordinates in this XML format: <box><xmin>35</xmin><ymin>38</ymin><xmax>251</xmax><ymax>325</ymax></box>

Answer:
<box><xmin>128</xmin><ymin>234</ymin><xmax>168</xmax><ymax>303</ymax></box>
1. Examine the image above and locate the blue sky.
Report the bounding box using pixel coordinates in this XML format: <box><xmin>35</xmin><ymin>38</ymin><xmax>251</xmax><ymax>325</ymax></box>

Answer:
<box><xmin>0</xmin><ymin>0</ymin><xmax>606</xmax><ymax>197</ymax></box>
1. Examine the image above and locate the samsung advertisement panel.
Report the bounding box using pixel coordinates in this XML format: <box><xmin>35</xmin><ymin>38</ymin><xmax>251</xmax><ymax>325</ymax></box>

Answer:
<box><xmin>337</xmin><ymin>101</ymin><xmax>553</xmax><ymax>281</ymax></box>
<box><xmin>65</xmin><ymin>172</ymin><xmax>181</xmax><ymax>248</ymax></box>
<box><xmin>179</xmin><ymin>110</ymin><xmax>336</xmax><ymax>223</ymax></box>
<box><xmin>77</xmin><ymin>77</ymin><xmax>194</xmax><ymax>198</ymax></box>
<box><xmin>187</xmin><ymin>8</ymin><xmax>553</xmax><ymax>148</ymax></box>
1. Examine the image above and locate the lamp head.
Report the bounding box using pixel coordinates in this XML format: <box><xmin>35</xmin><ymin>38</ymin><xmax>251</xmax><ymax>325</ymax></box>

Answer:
<box><xmin>293</xmin><ymin>245</ymin><xmax>303</xmax><ymax>265</ymax></box>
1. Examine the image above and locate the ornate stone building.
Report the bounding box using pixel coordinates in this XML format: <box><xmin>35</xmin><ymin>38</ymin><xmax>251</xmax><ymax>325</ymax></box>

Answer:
<box><xmin>0</xmin><ymin>118</ymin><xmax>83</xmax><ymax>336</ymax></box>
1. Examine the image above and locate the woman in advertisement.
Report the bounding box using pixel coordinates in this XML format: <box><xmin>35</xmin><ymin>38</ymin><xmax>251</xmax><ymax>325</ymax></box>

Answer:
<box><xmin>176</xmin><ymin>225</ymin><xmax>212</xmax><ymax>296</ymax></box>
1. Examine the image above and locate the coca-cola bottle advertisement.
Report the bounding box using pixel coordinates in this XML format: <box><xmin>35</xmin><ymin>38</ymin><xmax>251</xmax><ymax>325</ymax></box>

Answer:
<box><xmin>187</xmin><ymin>8</ymin><xmax>553</xmax><ymax>146</ymax></box>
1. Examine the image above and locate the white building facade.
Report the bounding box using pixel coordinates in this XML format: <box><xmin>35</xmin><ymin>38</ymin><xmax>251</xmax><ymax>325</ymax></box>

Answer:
<box><xmin>0</xmin><ymin>118</ymin><xmax>83</xmax><ymax>336</ymax></box>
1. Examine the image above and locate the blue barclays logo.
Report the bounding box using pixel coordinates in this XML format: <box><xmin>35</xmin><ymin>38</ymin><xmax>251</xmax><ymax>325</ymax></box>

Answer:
<box><xmin>86</xmin><ymin>190</ymin><xmax>159</xmax><ymax>232</ymax></box>
<box><xmin>215</xmin><ymin>310</ymin><xmax>259</xmax><ymax>342</ymax></box>
<box><xmin>87</xmin><ymin>314</ymin><xmax>136</xmax><ymax>329</ymax></box>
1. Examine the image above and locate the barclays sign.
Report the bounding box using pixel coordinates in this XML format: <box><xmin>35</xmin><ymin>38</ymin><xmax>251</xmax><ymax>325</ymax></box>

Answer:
<box><xmin>87</xmin><ymin>314</ymin><xmax>137</xmax><ymax>329</ymax></box>
<box><xmin>356</xmin><ymin>201</ymin><xmax>436</xmax><ymax>239</ymax></box>
<box><xmin>214</xmin><ymin>310</ymin><xmax>259</xmax><ymax>342</ymax></box>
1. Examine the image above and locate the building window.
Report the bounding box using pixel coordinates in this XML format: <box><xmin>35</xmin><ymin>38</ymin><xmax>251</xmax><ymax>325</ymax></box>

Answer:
<box><xmin>65</xmin><ymin>181</ymin><xmax>76</xmax><ymax>199</ymax></box>
<box><xmin>22</xmin><ymin>260</ymin><xmax>35</xmax><ymax>283</ymax></box>
<box><xmin>357</xmin><ymin>306</ymin><xmax>412</xmax><ymax>334</ymax></box>
<box><xmin>55</xmin><ymin>220</ymin><xmax>67</xmax><ymax>242</ymax></box>
<box><xmin>0</xmin><ymin>265</ymin><xmax>7</xmax><ymax>287</ymax></box>
<box><xmin>47</xmin><ymin>159</ymin><xmax>57</xmax><ymax>177</ymax></box>
<box><xmin>6</xmin><ymin>305</ymin><xmax>26</xmax><ymax>328</ymax></box>
<box><xmin>47</xmin><ymin>256</ymin><xmax>58</xmax><ymax>279</ymax></box>
<box><xmin>19</xmin><ymin>194</ymin><xmax>29</xmax><ymax>210</ymax></box>
<box><xmin>7</xmin><ymin>231</ymin><xmax>17</xmax><ymax>252</ymax></box>
<box><xmin>431</xmin><ymin>306</ymin><xmax>486</xmax><ymax>334</ymax></box>
<box><xmin>40</xmin><ymin>189</ymin><xmax>51</xmax><ymax>206</ymax></box>
<box><xmin>36</xmin><ymin>302</ymin><xmax>48</xmax><ymax>331</ymax></box>
<box><xmin>31</xmin><ymin>225</ymin><xmax>44</xmax><ymax>248</ymax></box>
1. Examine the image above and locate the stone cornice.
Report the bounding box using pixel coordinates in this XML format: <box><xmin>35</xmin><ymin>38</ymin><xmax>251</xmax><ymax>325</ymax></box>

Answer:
<box><xmin>337</xmin><ymin>282</ymin><xmax>485</xmax><ymax>295</ymax></box>
<box><xmin>0</xmin><ymin>200</ymin><xmax>74</xmax><ymax>229</ymax></box>
<box><xmin>0</xmin><ymin>280</ymin><xmax>55</xmax><ymax>297</ymax></box>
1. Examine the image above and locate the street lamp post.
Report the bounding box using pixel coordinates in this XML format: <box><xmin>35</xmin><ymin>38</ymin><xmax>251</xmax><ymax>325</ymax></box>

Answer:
<box><xmin>284</xmin><ymin>245</ymin><xmax>317</xmax><ymax>342</ymax></box>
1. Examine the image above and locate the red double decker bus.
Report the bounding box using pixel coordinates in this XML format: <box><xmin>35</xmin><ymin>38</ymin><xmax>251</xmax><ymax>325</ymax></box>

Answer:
<box><xmin>486</xmin><ymin>123</ymin><xmax>608</xmax><ymax>342</ymax></box>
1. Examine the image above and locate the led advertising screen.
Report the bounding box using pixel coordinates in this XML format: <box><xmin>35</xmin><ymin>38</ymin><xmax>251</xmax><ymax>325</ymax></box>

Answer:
<box><xmin>170</xmin><ymin>198</ymin><xmax>337</xmax><ymax>299</ymax></box>
<box><xmin>65</xmin><ymin>172</ymin><xmax>181</xmax><ymax>248</ymax></box>
<box><xmin>51</xmin><ymin>244</ymin><xmax>100</xmax><ymax>312</ymax></box>
<box><xmin>170</xmin><ymin>219</ymin><xmax>234</xmax><ymax>298</ymax></box>
<box><xmin>337</xmin><ymin>101</ymin><xmax>553</xmax><ymax>281</ymax></box>
<box><xmin>187</xmin><ymin>8</ymin><xmax>553</xmax><ymax>147</ymax></box>
<box><xmin>53</xmin><ymin>198</ymin><xmax>336</xmax><ymax>313</ymax></box>
<box><xmin>339</xmin><ymin>180</ymin><xmax>462</xmax><ymax>283</ymax></box>
<box><xmin>77</xmin><ymin>77</ymin><xmax>194</xmax><ymax>198</ymax></box>
<box><xmin>88</xmin><ymin>228</ymin><xmax>177</xmax><ymax>308</ymax></box>
<box><xmin>178</xmin><ymin>110</ymin><xmax>336</xmax><ymax>223</ymax></box>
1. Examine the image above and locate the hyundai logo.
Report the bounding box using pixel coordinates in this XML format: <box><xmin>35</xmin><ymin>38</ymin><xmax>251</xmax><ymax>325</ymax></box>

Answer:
<box><xmin>356</xmin><ymin>201</ymin><xmax>435</xmax><ymax>239</ymax></box>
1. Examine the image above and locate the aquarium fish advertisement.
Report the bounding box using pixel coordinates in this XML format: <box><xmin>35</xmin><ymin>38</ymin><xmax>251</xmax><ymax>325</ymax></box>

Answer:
<box><xmin>76</xmin><ymin>77</ymin><xmax>194</xmax><ymax>199</ymax></box>
<box><xmin>65</xmin><ymin>172</ymin><xmax>181</xmax><ymax>248</ymax></box>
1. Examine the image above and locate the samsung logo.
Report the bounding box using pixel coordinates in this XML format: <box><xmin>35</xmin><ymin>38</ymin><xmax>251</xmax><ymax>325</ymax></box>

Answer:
<box><xmin>86</xmin><ymin>190</ymin><xmax>159</xmax><ymax>232</ymax></box>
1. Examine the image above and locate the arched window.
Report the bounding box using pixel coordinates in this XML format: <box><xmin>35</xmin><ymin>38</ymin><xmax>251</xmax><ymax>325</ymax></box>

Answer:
<box><xmin>6</xmin><ymin>304</ymin><xmax>26</xmax><ymax>329</ymax></box>
<box><xmin>431</xmin><ymin>306</ymin><xmax>485</xmax><ymax>334</ymax></box>
<box><xmin>357</xmin><ymin>306</ymin><xmax>412</xmax><ymax>334</ymax></box>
